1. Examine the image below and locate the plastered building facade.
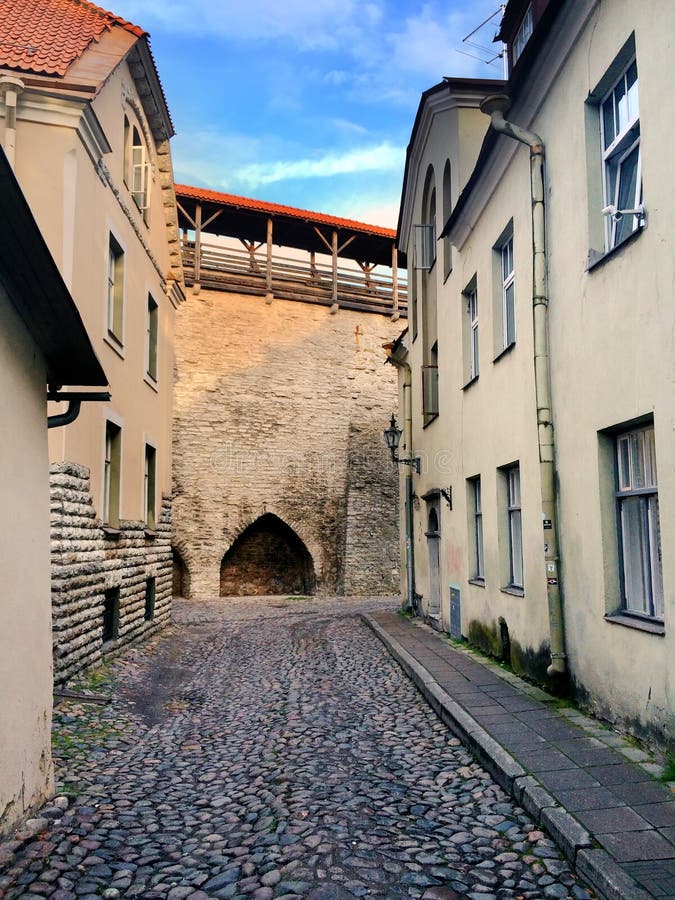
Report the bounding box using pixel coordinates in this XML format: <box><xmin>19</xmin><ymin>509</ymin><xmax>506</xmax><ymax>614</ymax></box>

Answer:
<box><xmin>395</xmin><ymin>0</ymin><xmax>673</xmax><ymax>747</ymax></box>
<box><xmin>0</xmin><ymin>0</ymin><xmax>183</xmax><ymax>682</ymax></box>
<box><xmin>173</xmin><ymin>288</ymin><xmax>402</xmax><ymax>598</ymax></box>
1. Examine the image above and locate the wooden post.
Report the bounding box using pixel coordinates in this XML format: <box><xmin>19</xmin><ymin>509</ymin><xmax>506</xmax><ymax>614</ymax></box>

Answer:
<box><xmin>265</xmin><ymin>216</ymin><xmax>273</xmax><ymax>303</ymax></box>
<box><xmin>330</xmin><ymin>229</ymin><xmax>339</xmax><ymax>313</ymax></box>
<box><xmin>391</xmin><ymin>244</ymin><xmax>400</xmax><ymax>321</ymax></box>
<box><xmin>193</xmin><ymin>202</ymin><xmax>202</xmax><ymax>295</ymax></box>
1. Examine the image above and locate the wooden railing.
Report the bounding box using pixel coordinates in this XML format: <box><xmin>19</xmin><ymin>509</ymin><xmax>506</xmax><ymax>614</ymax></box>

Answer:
<box><xmin>181</xmin><ymin>239</ymin><xmax>407</xmax><ymax>318</ymax></box>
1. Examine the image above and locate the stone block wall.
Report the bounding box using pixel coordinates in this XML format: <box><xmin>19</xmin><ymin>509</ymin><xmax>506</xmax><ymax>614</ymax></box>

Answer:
<box><xmin>50</xmin><ymin>462</ymin><xmax>172</xmax><ymax>683</ymax></box>
<box><xmin>173</xmin><ymin>289</ymin><xmax>402</xmax><ymax>598</ymax></box>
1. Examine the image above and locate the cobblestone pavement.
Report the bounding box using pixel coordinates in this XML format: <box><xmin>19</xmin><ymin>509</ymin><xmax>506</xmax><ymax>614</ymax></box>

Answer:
<box><xmin>0</xmin><ymin>596</ymin><xmax>595</xmax><ymax>899</ymax></box>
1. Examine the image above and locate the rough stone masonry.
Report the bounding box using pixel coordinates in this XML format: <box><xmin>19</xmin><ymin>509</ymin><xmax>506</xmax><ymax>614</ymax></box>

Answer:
<box><xmin>172</xmin><ymin>288</ymin><xmax>403</xmax><ymax>598</ymax></box>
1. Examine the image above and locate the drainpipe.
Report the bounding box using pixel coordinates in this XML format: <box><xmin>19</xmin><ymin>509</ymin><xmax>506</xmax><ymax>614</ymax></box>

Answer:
<box><xmin>47</xmin><ymin>390</ymin><xmax>111</xmax><ymax>428</ymax></box>
<box><xmin>383</xmin><ymin>343</ymin><xmax>416</xmax><ymax>613</ymax></box>
<box><xmin>0</xmin><ymin>75</ymin><xmax>25</xmax><ymax>169</ymax></box>
<box><xmin>480</xmin><ymin>94</ymin><xmax>566</xmax><ymax>677</ymax></box>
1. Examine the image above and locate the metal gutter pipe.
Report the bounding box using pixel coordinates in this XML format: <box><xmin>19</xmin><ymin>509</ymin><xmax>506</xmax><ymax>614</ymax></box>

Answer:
<box><xmin>383</xmin><ymin>343</ymin><xmax>416</xmax><ymax>613</ymax></box>
<box><xmin>47</xmin><ymin>390</ymin><xmax>111</xmax><ymax>429</ymax></box>
<box><xmin>480</xmin><ymin>94</ymin><xmax>567</xmax><ymax>677</ymax></box>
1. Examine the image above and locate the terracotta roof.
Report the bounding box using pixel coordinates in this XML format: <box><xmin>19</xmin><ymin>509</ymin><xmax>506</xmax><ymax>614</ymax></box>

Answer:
<box><xmin>0</xmin><ymin>0</ymin><xmax>145</xmax><ymax>77</ymax></box>
<box><xmin>175</xmin><ymin>183</ymin><xmax>397</xmax><ymax>239</ymax></box>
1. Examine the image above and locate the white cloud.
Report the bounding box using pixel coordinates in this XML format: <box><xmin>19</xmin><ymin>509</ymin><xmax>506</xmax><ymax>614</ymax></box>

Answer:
<box><xmin>234</xmin><ymin>143</ymin><xmax>404</xmax><ymax>188</ymax></box>
<box><xmin>114</xmin><ymin>0</ymin><xmax>369</xmax><ymax>51</ymax></box>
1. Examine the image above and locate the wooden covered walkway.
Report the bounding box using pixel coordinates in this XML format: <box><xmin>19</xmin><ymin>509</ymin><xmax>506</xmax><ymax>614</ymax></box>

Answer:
<box><xmin>175</xmin><ymin>184</ymin><xmax>408</xmax><ymax>319</ymax></box>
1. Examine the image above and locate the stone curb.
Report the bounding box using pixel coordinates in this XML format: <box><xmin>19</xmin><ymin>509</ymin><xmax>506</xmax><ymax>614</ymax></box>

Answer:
<box><xmin>361</xmin><ymin>614</ymin><xmax>652</xmax><ymax>900</ymax></box>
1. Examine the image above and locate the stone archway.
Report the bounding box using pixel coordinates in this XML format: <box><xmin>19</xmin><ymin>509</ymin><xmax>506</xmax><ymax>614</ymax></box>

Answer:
<box><xmin>172</xmin><ymin>547</ymin><xmax>190</xmax><ymax>599</ymax></box>
<box><xmin>219</xmin><ymin>513</ymin><xmax>316</xmax><ymax>596</ymax></box>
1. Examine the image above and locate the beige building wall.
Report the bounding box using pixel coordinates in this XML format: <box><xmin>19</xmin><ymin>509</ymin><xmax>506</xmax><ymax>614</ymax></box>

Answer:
<box><xmin>0</xmin><ymin>297</ymin><xmax>54</xmax><ymax>832</ymax></box>
<box><xmin>2</xmin><ymin>37</ymin><xmax>182</xmax><ymax>680</ymax></box>
<box><xmin>397</xmin><ymin>0</ymin><xmax>673</xmax><ymax>744</ymax></box>
<box><xmin>173</xmin><ymin>289</ymin><xmax>401</xmax><ymax>598</ymax></box>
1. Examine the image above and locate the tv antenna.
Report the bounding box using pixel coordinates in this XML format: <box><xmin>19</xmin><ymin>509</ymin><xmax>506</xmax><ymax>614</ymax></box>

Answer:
<box><xmin>455</xmin><ymin>5</ymin><xmax>507</xmax><ymax>79</ymax></box>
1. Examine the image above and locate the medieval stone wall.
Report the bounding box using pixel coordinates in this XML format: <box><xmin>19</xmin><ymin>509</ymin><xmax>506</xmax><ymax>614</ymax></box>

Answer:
<box><xmin>173</xmin><ymin>290</ymin><xmax>402</xmax><ymax>598</ymax></box>
<box><xmin>50</xmin><ymin>462</ymin><xmax>172</xmax><ymax>683</ymax></box>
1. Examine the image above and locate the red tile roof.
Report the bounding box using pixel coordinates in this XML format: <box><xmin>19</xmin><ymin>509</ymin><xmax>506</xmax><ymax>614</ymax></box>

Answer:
<box><xmin>0</xmin><ymin>0</ymin><xmax>145</xmax><ymax>77</ymax></box>
<box><xmin>175</xmin><ymin>183</ymin><xmax>397</xmax><ymax>240</ymax></box>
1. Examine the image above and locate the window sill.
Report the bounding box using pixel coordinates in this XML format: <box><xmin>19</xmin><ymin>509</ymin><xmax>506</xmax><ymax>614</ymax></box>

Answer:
<box><xmin>493</xmin><ymin>341</ymin><xmax>516</xmax><ymax>364</ymax></box>
<box><xmin>423</xmin><ymin>413</ymin><xmax>439</xmax><ymax>429</ymax></box>
<box><xmin>144</xmin><ymin>528</ymin><xmax>157</xmax><ymax>540</ymax></box>
<box><xmin>144</xmin><ymin>374</ymin><xmax>159</xmax><ymax>393</ymax></box>
<box><xmin>604</xmin><ymin>613</ymin><xmax>664</xmax><ymax>636</ymax></box>
<box><xmin>103</xmin><ymin>334</ymin><xmax>125</xmax><ymax>360</ymax></box>
<box><xmin>102</xmin><ymin>526</ymin><xmax>121</xmax><ymax>540</ymax></box>
<box><xmin>587</xmin><ymin>223</ymin><xmax>644</xmax><ymax>272</ymax></box>
<box><xmin>501</xmin><ymin>585</ymin><xmax>524</xmax><ymax>597</ymax></box>
<box><xmin>462</xmin><ymin>375</ymin><xmax>479</xmax><ymax>391</ymax></box>
<box><xmin>468</xmin><ymin>577</ymin><xmax>486</xmax><ymax>588</ymax></box>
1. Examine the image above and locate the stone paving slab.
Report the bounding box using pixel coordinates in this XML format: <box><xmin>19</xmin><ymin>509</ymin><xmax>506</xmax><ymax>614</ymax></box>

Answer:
<box><xmin>364</xmin><ymin>611</ymin><xmax>675</xmax><ymax>900</ymax></box>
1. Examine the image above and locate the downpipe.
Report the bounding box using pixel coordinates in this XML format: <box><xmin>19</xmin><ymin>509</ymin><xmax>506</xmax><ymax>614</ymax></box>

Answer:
<box><xmin>480</xmin><ymin>95</ymin><xmax>567</xmax><ymax>677</ymax></box>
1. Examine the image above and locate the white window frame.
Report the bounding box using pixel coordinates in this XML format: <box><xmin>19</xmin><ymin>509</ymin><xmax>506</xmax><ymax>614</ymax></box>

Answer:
<box><xmin>615</xmin><ymin>425</ymin><xmax>663</xmax><ymax>620</ymax></box>
<box><xmin>600</xmin><ymin>57</ymin><xmax>642</xmax><ymax>251</ymax></box>
<box><xmin>472</xmin><ymin>477</ymin><xmax>484</xmax><ymax>580</ymax></box>
<box><xmin>469</xmin><ymin>286</ymin><xmax>479</xmax><ymax>379</ymax></box>
<box><xmin>131</xmin><ymin>125</ymin><xmax>150</xmax><ymax>212</ymax></box>
<box><xmin>501</xmin><ymin>236</ymin><xmax>515</xmax><ymax>348</ymax></box>
<box><xmin>103</xmin><ymin>418</ymin><xmax>122</xmax><ymax>528</ymax></box>
<box><xmin>507</xmin><ymin>465</ymin><xmax>523</xmax><ymax>588</ymax></box>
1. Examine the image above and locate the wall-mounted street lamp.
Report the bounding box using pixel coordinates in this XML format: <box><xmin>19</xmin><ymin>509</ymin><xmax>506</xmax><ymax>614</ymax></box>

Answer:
<box><xmin>383</xmin><ymin>413</ymin><xmax>421</xmax><ymax>474</ymax></box>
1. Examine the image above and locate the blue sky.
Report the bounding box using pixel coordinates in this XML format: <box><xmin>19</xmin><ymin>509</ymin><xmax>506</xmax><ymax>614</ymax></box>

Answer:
<box><xmin>113</xmin><ymin>1</ymin><xmax>503</xmax><ymax>226</ymax></box>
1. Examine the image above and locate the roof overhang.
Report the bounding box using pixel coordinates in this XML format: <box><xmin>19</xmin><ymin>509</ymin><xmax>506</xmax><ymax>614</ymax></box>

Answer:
<box><xmin>0</xmin><ymin>149</ymin><xmax>107</xmax><ymax>386</ymax></box>
<box><xmin>176</xmin><ymin>185</ymin><xmax>403</xmax><ymax>268</ymax></box>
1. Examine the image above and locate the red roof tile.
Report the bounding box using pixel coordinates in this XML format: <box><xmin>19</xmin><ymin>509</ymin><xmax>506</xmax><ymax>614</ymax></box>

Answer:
<box><xmin>175</xmin><ymin>183</ymin><xmax>397</xmax><ymax>240</ymax></box>
<box><xmin>0</xmin><ymin>0</ymin><xmax>144</xmax><ymax>77</ymax></box>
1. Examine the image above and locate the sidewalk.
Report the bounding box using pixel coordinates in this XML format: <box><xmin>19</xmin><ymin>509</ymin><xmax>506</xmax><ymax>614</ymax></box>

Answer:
<box><xmin>363</xmin><ymin>611</ymin><xmax>675</xmax><ymax>900</ymax></box>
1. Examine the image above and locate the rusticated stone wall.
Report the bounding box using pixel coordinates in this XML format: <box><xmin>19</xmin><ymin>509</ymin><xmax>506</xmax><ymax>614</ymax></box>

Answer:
<box><xmin>173</xmin><ymin>289</ymin><xmax>402</xmax><ymax>598</ymax></box>
<box><xmin>50</xmin><ymin>462</ymin><xmax>172</xmax><ymax>683</ymax></box>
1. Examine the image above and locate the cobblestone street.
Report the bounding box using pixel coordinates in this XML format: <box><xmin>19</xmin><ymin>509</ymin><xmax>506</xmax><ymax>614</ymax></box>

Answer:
<box><xmin>0</xmin><ymin>597</ymin><xmax>594</xmax><ymax>900</ymax></box>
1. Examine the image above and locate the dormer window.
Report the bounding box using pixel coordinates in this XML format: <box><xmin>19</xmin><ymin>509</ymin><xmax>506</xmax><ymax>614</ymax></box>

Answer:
<box><xmin>123</xmin><ymin>114</ymin><xmax>150</xmax><ymax>219</ymax></box>
<box><xmin>512</xmin><ymin>4</ymin><xmax>533</xmax><ymax>64</ymax></box>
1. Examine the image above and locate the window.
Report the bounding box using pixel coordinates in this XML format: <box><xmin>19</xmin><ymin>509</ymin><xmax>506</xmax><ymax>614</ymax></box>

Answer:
<box><xmin>104</xmin><ymin>421</ymin><xmax>122</xmax><ymax>528</ymax></box>
<box><xmin>422</xmin><ymin>342</ymin><xmax>439</xmax><ymax>425</ymax></box>
<box><xmin>512</xmin><ymin>4</ymin><xmax>533</xmax><ymax>64</ymax></box>
<box><xmin>102</xmin><ymin>588</ymin><xmax>119</xmax><ymax>643</ymax></box>
<box><xmin>615</xmin><ymin>425</ymin><xmax>663</xmax><ymax>620</ymax></box>
<box><xmin>506</xmin><ymin>465</ymin><xmax>523</xmax><ymax>589</ymax></box>
<box><xmin>469</xmin><ymin>477</ymin><xmax>484</xmax><ymax>581</ymax></box>
<box><xmin>414</xmin><ymin>224</ymin><xmax>436</xmax><ymax>270</ymax></box>
<box><xmin>462</xmin><ymin>276</ymin><xmax>478</xmax><ymax>385</ymax></box>
<box><xmin>131</xmin><ymin>125</ymin><xmax>149</xmax><ymax>212</ymax></box>
<box><xmin>144</xmin><ymin>443</ymin><xmax>157</xmax><ymax>530</ymax></box>
<box><xmin>107</xmin><ymin>235</ymin><xmax>124</xmax><ymax>345</ymax></box>
<box><xmin>501</xmin><ymin>236</ymin><xmax>515</xmax><ymax>348</ymax></box>
<box><xmin>469</xmin><ymin>286</ymin><xmax>479</xmax><ymax>380</ymax></box>
<box><xmin>600</xmin><ymin>57</ymin><xmax>642</xmax><ymax>250</ymax></box>
<box><xmin>442</xmin><ymin>160</ymin><xmax>452</xmax><ymax>279</ymax></box>
<box><xmin>144</xmin><ymin>577</ymin><xmax>156</xmax><ymax>621</ymax></box>
<box><xmin>146</xmin><ymin>294</ymin><xmax>158</xmax><ymax>381</ymax></box>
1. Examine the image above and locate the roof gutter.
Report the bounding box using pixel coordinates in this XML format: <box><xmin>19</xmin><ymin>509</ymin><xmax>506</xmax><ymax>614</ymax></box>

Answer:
<box><xmin>480</xmin><ymin>94</ymin><xmax>566</xmax><ymax>678</ymax></box>
<box><xmin>47</xmin><ymin>390</ymin><xmax>111</xmax><ymax>429</ymax></box>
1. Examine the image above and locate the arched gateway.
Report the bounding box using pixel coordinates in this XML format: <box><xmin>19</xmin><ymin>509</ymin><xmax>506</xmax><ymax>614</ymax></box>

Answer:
<box><xmin>219</xmin><ymin>514</ymin><xmax>316</xmax><ymax>596</ymax></box>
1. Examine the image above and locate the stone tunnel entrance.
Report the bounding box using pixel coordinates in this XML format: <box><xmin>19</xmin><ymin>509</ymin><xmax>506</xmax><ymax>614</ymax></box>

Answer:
<box><xmin>219</xmin><ymin>514</ymin><xmax>316</xmax><ymax>596</ymax></box>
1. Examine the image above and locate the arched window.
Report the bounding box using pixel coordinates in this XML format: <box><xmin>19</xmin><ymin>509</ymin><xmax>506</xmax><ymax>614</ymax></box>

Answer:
<box><xmin>123</xmin><ymin>114</ymin><xmax>150</xmax><ymax>219</ymax></box>
<box><xmin>442</xmin><ymin>160</ymin><xmax>452</xmax><ymax>279</ymax></box>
